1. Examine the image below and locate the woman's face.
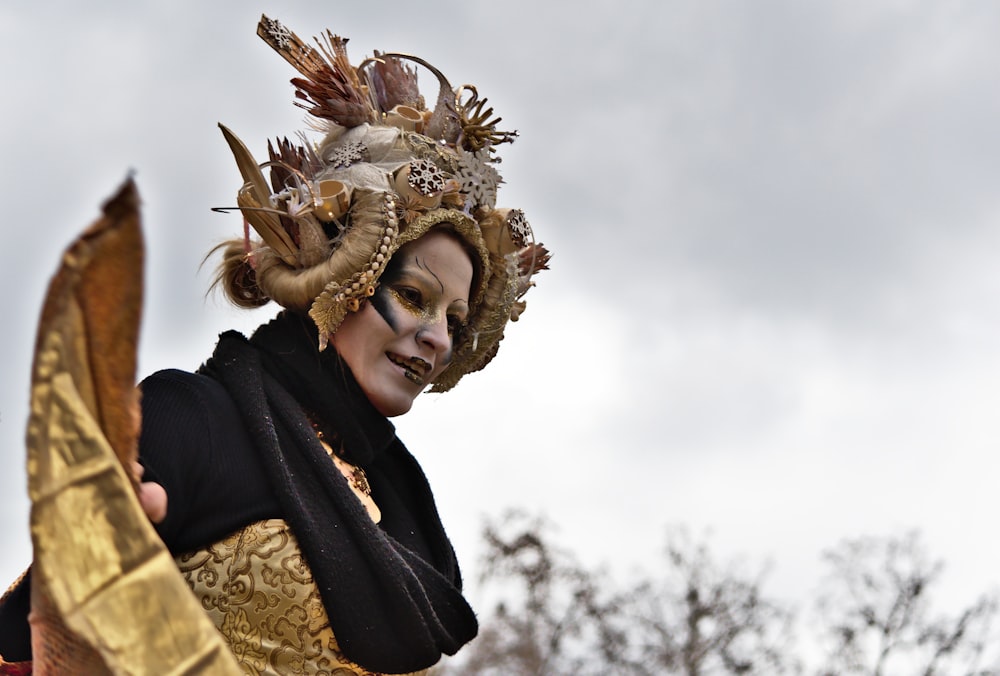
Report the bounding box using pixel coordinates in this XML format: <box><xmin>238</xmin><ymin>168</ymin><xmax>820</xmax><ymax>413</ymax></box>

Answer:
<box><xmin>332</xmin><ymin>230</ymin><xmax>474</xmax><ymax>417</ymax></box>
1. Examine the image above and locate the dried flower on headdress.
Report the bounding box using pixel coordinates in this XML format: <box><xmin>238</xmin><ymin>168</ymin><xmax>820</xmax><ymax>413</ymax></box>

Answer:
<box><xmin>258</xmin><ymin>18</ymin><xmax>372</xmax><ymax>128</ymax></box>
<box><xmin>456</xmin><ymin>86</ymin><xmax>519</xmax><ymax>152</ymax></box>
<box><xmin>267</xmin><ymin>137</ymin><xmax>322</xmax><ymax>194</ymax></box>
<box><xmin>369</xmin><ymin>51</ymin><xmax>424</xmax><ymax>112</ymax></box>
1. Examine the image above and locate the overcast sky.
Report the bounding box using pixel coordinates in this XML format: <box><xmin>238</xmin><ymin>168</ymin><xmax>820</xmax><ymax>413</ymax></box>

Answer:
<box><xmin>3</xmin><ymin>0</ymin><xmax>1000</xmax><ymax>648</ymax></box>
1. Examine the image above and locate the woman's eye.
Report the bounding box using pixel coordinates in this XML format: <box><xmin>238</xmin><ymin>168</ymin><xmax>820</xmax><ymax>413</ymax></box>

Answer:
<box><xmin>396</xmin><ymin>287</ymin><xmax>422</xmax><ymax>306</ymax></box>
<box><xmin>447</xmin><ymin>316</ymin><xmax>466</xmax><ymax>336</ymax></box>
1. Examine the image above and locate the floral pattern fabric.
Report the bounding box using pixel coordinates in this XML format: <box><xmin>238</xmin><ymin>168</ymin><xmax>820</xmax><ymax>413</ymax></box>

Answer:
<box><xmin>177</xmin><ymin>520</ymin><xmax>427</xmax><ymax>676</ymax></box>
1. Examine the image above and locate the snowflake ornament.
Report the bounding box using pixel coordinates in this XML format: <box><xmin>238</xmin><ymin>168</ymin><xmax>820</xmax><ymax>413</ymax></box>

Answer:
<box><xmin>407</xmin><ymin>158</ymin><xmax>447</xmax><ymax>196</ymax></box>
<box><xmin>324</xmin><ymin>141</ymin><xmax>367</xmax><ymax>169</ymax></box>
<box><xmin>261</xmin><ymin>17</ymin><xmax>292</xmax><ymax>50</ymax></box>
<box><xmin>455</xmin><ymin>145</ymin><xmax>501</xmax><ymax>211</ymax></box>
<box><xmin>505</xmin><ymin>209</ymin><xmax>532</xmax><ymax>247</ymax></box>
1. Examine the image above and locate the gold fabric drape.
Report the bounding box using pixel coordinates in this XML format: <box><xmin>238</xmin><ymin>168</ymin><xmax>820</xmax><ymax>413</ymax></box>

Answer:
<box><xmin>26</xmin><ymin>179</ymin><xmax>241</xmax><ymax>674</ymax></box>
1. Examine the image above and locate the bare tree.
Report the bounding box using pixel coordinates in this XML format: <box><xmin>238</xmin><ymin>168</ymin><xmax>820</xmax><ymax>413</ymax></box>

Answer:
<box><xmin>814</xmin><ymin>531</ymin><xmax>999</xmax><ymax>676</ymax></box>
<box><xmin>435</xmin><ymin>517</ymin><xmax>1000</xmax><ymax>676</ymax></box>
<box><xmin>435</xmin><ymin>510</ymin><xmax>637</xmax><ymax>676</ymax></box>
<box><xmin>437</xmin><ymin>515</ymin><xmax>796</xmax><ymax>676</ymax></box>
<box><xmin>628</xmin><ymin>528</ymin><xmax>799</xmax><ymax>675</ymax></box>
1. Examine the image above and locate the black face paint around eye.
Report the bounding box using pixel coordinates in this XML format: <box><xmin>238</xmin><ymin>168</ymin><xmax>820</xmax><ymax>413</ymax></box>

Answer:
<box><xmin>370</xmin><ymin>282</ymin><xmax>402</xmax><ymax>334</ymax></box>
<box><xmin>367</xmin><ymin>249</ymin><xmax>467</xmax><ymax>364</ymax></box>
<box><xmin>370</xmin><ymin>256</ymin><xmax>405</xmax><ymax>334</ymax></box>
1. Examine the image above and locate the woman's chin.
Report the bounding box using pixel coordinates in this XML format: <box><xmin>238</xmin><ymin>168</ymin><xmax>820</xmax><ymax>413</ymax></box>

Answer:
<box><xmin>368</xmin><ymin>386</ymin><xmax>420</xmax><ymax>418</ymax></box>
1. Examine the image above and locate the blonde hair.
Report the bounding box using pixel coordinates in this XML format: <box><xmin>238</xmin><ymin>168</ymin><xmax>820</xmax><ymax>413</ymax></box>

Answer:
<box><xmin>211</xmin><ymin>190</ymin><xmax>399</xmax><ymax>312</ymax></box>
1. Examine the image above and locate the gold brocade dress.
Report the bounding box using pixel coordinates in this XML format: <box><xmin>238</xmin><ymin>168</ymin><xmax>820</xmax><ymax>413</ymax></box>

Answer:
<box><xmin>176</xmin><ymin>447</ymin><xmax>426</xmax><ymax>676</ymax></box>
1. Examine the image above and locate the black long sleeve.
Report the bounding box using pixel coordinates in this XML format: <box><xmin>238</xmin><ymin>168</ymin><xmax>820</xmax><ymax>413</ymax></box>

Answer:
<box><xmin>138</xmin><ymin>369</ymin><xmax>282</xmax><ymax>554</ymax></box>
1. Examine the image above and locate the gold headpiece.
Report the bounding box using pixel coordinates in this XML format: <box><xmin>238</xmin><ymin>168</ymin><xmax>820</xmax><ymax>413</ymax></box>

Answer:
<box><xmin>217</xmin><ymin>15</ymin><xmax>549</xmax><ymax>392</ymax></box>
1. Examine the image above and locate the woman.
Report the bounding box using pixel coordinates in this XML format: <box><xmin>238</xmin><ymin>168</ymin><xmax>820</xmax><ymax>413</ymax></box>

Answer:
<box><xmin>0</xmin><ymin>14</ymin><xmax>548</xmax><ymax>675</ymax></box>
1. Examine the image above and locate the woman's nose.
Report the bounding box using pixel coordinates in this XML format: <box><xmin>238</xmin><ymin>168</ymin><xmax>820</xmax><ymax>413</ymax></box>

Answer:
<box><xmin>417</xmin><ymin>315</ymin><xmax>451</xmax><ymax>354</ymax></box>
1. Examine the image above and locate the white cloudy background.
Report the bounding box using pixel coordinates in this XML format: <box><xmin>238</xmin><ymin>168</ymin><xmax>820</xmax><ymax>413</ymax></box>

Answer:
<box><xmin>2</xmin><ymin>0</ymin><xmax>999</xmax><ymax>647</ymax></box>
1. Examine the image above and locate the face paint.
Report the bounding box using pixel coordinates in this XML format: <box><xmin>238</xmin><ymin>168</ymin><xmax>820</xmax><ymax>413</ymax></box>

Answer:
<box><xmin>331</xmin><ymin>230</ymin><xmax>474</xmax><ymax>417</ymax></box>
<box><xmin>370</xmin><ymin>272</ymin><xmax>402</xmax><ymax>333</ymax></box>
<box><xmin>370</xmin><ymin>253</ymin><xmax>465</xmax><ymax>363</ymax></box>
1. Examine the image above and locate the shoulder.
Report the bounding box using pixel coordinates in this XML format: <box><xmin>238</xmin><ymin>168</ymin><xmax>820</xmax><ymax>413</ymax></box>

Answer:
<box><xmin>138</xmin><ymin>367</ymin><xmax>252</xmax><ymax>464</ymax></box>
<box><xmin>140</xmin><ymin>368</ymin><xmax>233</xmax><ymax>411</ymax></box>
<box><xmin>139</xmin><ymin>369</ymin><xmax>246</xmax><ymax>438</ymax></box>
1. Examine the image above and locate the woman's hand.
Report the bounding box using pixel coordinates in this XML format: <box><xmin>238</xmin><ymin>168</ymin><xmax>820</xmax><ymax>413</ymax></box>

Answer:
<box><xmin>131</xmin><ymin>461</ymin><xmax>168</xmax><ymax>524</ymax></box>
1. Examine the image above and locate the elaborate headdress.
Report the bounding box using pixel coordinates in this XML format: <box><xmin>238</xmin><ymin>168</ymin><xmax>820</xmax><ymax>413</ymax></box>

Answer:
<box><xmin>217</xmin><ymin>15</ymin><xmax>549</xmax><ymax>392</ymax></box>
